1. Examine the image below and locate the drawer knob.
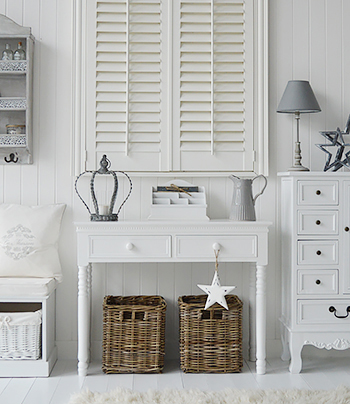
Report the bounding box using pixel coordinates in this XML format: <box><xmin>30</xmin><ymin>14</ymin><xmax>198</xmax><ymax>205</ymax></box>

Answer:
<box><xmin>345</xmin><ymin>227</ymin><xmax>350</xmax><ymax>232</ymax></box>
<box><xmin>329</xmin><ymin>306</ymin><xmax>350</xmax><ymax>319</ymax></box>
<box><xmin>126</xmin><ymin>242</ymin><xmax>134</xmax><ymax>250</ymax></box>
<box><xmin>316</xmin><ymin>190</ymin><xmax>321</xmax><ymax>195</ymax></box>
<box><xmin>212</xmin><ymin>243</ymin><xmax>221</xmax><ymax>251</ymax></box>
<box><xmin>316</xmin><ymin>250</ymin><xmax>322</xmax><ymax>255</ymax></box>
<box><xmin>316</xmin><ymin>220</ymin><xmax>321</xmax><ymax>225</ymax></box>
<box><xmin>315</xmin><ymin>279</ymin><xmax>321</xmax><ymax>285</ymax></box>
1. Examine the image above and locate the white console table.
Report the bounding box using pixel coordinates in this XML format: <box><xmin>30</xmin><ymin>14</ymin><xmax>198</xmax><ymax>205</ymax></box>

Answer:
<box><xmin>75</xmin><ymin>220</ymin><xmax>271</xmax><ymax>376</ymax></box>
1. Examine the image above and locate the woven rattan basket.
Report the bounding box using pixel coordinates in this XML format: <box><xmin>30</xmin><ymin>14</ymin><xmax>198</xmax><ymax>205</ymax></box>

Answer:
<box><xmin>102</xmin><ymin>295</ymin><xmax>166</xmax><ymax>374</ymax></box>
<box><xmin>178</xmin><ymin>294</ymin><xmax>243</xmax><ymax>373</ymax></box>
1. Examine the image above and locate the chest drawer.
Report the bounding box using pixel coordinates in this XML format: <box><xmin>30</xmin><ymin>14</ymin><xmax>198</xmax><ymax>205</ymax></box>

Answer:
<box><xmin>298</xmin><ymin>300</ymin><xmax>350</xmax><ymax>325</ymax></box>
<box><xmin>297</xmin><ymin>269</ymin><xmax>338</xmax><ymax>295</ymax></box>
<box><xmin>297</xmin><ymin>240</ymin><xmax>338</xmax><ymax>265</ymax></box>
<box><xmin>89</xmin><ymin>235</ymin><xmax>171</xmax><ymax>259</ymax></box>
<box><xmin>175</xmin><ymin>235</ymin><xmax>257</xmax><ymax>259</ymax></box>
<box><xmin>298</xmin><ymin>181</ymin><xmax>338</xmax><ymax>206</ymax></box>
<box><xmin>298</xmin><ymin>211</ymin><xmax>338</xmax><ymax>235</ymax></box>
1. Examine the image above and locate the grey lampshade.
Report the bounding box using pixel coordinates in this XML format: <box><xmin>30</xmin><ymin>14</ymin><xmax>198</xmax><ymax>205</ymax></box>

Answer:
<box><xmin>277</xmin><ymin>80</ymin><xmax>321</xmax><ymax>114</ymax></box>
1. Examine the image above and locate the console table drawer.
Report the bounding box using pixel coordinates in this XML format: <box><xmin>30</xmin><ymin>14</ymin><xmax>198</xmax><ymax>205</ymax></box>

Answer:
<box><xmin>297</xmin><ymin>269</ymin><xmax>338</xmax><ymax>295</ymax></box>
<box><xmin>298</xmin><ymin>300</ymin><xmax>350</xmax><ymax>325</ymax></box>
<box><xmin>175</xmin><ymin>235</ymin><xmax>257</xmax><ymax>259</ymax></box>
<box><xmin>297</xmin><ymin>240</ymin><xmax>338</xmax><ymax>265</ymax></box>
<box><xmin>89</xmin><ymin>235</ymin><xmax>171</xmax><ymax>259</ymax></box>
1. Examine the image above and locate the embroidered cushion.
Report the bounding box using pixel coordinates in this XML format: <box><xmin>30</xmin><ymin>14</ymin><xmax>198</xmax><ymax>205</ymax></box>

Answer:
<box><xmin>0</xmin><ymin>204</ymin><xmax>66</xmax><ymax>282</ymax></box>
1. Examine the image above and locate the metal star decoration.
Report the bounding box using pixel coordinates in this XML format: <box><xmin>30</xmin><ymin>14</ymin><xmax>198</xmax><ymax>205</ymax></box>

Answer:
<box><xmin>197</xmin><ymin>249</ymin><xmax>236</xmax><ymax>310</ymax></box>
<box><xmin>316</xmin><ymin>115</ymin><xmax>350</xmax><ymax>171</ymax></box>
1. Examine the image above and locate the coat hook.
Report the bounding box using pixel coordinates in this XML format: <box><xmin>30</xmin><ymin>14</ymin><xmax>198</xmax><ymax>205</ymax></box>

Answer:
<box><xmin>4</xmin><ymin>153</ymin><xmax>19</xmax><ymax>163</ymax></box>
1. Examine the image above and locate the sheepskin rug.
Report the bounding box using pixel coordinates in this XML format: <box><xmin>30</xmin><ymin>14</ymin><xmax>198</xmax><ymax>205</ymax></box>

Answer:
<box><xmin>68</xmin><ymin>385</ymin><xmax>350</xmax><ymax>404</ymax></box>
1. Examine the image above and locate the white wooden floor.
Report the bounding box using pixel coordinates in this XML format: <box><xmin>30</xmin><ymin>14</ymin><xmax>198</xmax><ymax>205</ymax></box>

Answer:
<box><xmin>0</xmin><ymin>357</ymin><xmax>350</xmax><ymax>404</ymax></box>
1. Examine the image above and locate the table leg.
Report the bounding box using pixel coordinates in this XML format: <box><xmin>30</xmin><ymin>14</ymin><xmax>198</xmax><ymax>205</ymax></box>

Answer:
<box><xmin>249</xmin><ymin>263</ymin><xmax>257</xmax><ymax>361</ymax></box>
<box><xmin>78</xmin><ymin>265</ymin><xmax>90</xmax><ymax>376</ymax></box>
<box><xmin>87</xmin><ymin>264</ymin><xmax>92</xmax><ymax>363</ymax></box>
<box><xmin>256</xmin><ymin>264</ymin><xmax>267</xmax><ymax>375</ymax></box>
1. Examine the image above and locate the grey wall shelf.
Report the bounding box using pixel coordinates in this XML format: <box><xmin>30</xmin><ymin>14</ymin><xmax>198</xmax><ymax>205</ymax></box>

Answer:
<box><xmin>0</xmin><ymin>15</ymin><xmax>34</xmax><ymax>164</ymax></box>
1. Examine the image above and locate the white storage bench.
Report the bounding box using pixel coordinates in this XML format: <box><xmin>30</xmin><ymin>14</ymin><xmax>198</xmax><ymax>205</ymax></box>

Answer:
<box><xmin>0</xmin><ymin>278</ymin><xmax>57</xmax><ymax>377</ymax></box>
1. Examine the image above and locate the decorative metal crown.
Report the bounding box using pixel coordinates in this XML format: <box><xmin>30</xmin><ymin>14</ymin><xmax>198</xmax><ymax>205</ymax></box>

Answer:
<box><xmin>75</xmin><ymin>154</ymin><xmax>132</xmax><ymax>221</ymax></box>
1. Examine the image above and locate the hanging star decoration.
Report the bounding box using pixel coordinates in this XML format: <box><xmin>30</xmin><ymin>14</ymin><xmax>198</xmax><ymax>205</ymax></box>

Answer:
<box><xmin>197</xmin><ymin>249</ymin><xmax>236</xmax><ymax>310</ymax></box>
<box><xmin>316</xmin><ymin>114</ymin><xmax>350</xmax><ymax>171</ymax></box>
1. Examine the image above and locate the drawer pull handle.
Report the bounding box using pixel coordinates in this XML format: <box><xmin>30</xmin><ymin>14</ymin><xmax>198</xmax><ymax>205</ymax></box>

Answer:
<box><xmin>329</xmin><ymin>306</ymin><xmax>350</xmax><ymax>319</ymax></box>
<box><xmin>212</xmin><ymin>243</ymin><xmax>221</xmax><ymax>252</ymax></box>
<box><xmin>316</xmin><ymin>250</ymin><xmax>322</xmax><ymax>255</ymax></box>
<box><xmin>316</xmin><ymin>190</ymin><xmax>321</xmax><ymax>195</ymax></box>
<box><xmin>126</xmin><ymin>242</ymin><xmax>134</xmax><ymax>250</ymax></box>
<box><xmin>315</xmin><ymin>279</ymin><xmax>321</xmax><ymax>285</ymax></box>
<box><xmin>316</xmin><ymin>220</ymin><xmax>321</xmax><ymax>225</ymax></box>
<box><xmin>345</xmin><ymin>227</ymin><xmax>350</xmax><ymax>232</ymax></box>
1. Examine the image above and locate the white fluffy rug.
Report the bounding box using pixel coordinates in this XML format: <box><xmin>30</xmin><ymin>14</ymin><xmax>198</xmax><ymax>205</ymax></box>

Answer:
<box><xmin>68</xmin><ymin>385</ymin><xmax>350</xmax><ymax>404</ymax></box>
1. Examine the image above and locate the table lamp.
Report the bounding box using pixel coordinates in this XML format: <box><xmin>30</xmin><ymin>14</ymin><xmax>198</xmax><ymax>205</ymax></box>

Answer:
<box><xmin>277</xmin><ymin>80</ymin><xmax>321</xmax><ymax>171</ymax></box>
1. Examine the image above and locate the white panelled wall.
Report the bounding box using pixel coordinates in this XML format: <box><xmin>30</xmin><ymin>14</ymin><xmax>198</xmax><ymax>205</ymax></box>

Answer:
<box><xmin>0</xmin><ymin>0</ymin><xmax>349</xmax><ymax>361</ymax></box>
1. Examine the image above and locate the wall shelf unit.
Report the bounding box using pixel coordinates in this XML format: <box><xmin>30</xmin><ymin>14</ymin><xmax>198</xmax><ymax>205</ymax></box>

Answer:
<box><xmin>0</xmin><ymin>15</ymin><xmax>34</xmax><ymax>164</ymax></box>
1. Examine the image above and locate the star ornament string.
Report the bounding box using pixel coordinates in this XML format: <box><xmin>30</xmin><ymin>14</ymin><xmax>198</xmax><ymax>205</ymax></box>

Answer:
<box><xmin>197</xmin><ymin>248</ymin><xmax>236</xmax><ymax>310</ymax></box>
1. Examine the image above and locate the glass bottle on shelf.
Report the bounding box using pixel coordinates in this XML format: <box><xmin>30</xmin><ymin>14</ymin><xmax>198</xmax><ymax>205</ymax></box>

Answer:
<box><xmin>13</xmin><ymin>42</ymin><xmax>26</xmax><ymax>60</ymax></box>
<box><xmin>2</xmin><ymin>44</ymin><xmax>13</xmax><ymax>60</ymax></box>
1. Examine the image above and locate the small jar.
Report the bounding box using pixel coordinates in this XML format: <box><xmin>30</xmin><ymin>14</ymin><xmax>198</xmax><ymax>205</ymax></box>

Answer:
<box><xmin>6</xmin><ymin>124</ymin><xmax>25</xmax><ymax>135</ymax></box>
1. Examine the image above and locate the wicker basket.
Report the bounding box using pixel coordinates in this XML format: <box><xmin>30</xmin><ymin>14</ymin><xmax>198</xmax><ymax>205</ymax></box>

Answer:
<box><xmin>0</xmin><ymin>310</ymin><xmax>42</xmax><ymax>360</ymax></box>
<box><xmin>178</xmin><ymin>295</ymin><xmax>243</xmax><ymax>373</ymax></box>
<box><xmin>102</xmin><ymin>295</ymin><xmax>166</xmax><ymax>374</ymax></box>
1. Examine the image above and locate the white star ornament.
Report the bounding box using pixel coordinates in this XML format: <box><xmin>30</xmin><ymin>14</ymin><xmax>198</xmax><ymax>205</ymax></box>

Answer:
<box><xmin>197</xmin><ymin>271</ymin><xmax>236</xmax><ymax>310</ymax></box>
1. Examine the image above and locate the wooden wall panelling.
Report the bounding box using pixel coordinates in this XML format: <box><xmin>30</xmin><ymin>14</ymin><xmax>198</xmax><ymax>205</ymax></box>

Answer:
<box><xmin>55</xmin><ymin>0</ymin><xmax>76</xmax><ymax>346</ymax></box>
<box><xmin>275</xmin><ymin>0</ymin><xmax>293</xmax><ymax>173</ymax></box>
<box><xmin>293</xmin><ymin>0</ymin><xmax>311</xmax><ymax>169</ymax></box>
<box><xmin>158</xmin><ymin>263</ymin><xmax>176</xmax><ymax>358</ymax></box>
<box><xmin>325</xmin><ymin>0</ymin><xmax>343</xmax><ymax>130</ymax></box>
<box><xmin>309</xmin><ymin>0</ymin><xmax>327</xmax><ymax>171</ymax></box>
<box><xmin>343</xmin><ymin>1</ymin><xmax>350</xmax><ymax>121</ymax></box>
<box><xmin>140</xmin><ymin>263</ymin><xmax>158</xmax><ymax>295</ymax></box>
<box><xmin>208</xmin><ymin>176</ymin><xmax>227</xmax><ymax>219</ymax></box>
<box><xmin>37</xmin><ymin>0</ymin><xmax>57</xmax><ymax>205</ymax></box>
<box><xmin>91</xmin><ymin>263</ymin><xmax>106</xmax><ymax>348</ymax></box>
<box><xmin>21</xmin><ymin>0</ymin><xmax>40</xmax><ymax>205</ymax></box>
<box><xmin>3</xmin><ymin>2</ymin><xmax>22</xmax><ymax>203</ymax></box>
<box><xmin>106</xmin><ymin>263</ymin><xmax>124</xmax><ymax>296</ymax></box>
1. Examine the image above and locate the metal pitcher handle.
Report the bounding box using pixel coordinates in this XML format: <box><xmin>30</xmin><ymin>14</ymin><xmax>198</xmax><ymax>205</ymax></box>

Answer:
<box><xmin>252</xmin><ymin>175</ymin><xmax>267</xmax><ymax>204</ymax></box>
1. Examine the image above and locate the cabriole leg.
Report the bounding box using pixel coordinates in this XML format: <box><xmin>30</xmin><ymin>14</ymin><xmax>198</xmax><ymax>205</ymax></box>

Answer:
<box><xmin>289</xmin><ymin>334</ymin><xmax>303</xmax><ymax>373</ymax></box>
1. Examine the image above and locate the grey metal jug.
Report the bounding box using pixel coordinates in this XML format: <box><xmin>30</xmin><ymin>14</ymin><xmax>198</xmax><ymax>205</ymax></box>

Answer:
<box><xmin>229</xmin><ymin>174</ymin><xmax>267</xmax><ymax>221</ymax></box>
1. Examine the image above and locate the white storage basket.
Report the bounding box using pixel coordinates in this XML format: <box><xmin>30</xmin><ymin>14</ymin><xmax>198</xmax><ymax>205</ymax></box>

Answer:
<box><xmin>0</xmin><ymin>310</ymin><xmax>42</xmax><ymax>360</ymax></box>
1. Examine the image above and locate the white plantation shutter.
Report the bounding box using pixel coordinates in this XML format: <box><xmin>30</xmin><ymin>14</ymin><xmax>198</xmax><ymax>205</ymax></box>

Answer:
<box><xmin>172</xmin><ymin>0</ymin><xmax>254</xmax><ymax>171</ymax></box>
<box><xmin>89</xmin><ymin>0</ymin><xmax>168</xmax><ymax>171</ymax></box>
<box><xmin>84</xmin><ymin>0</ymin><xmax>265</xmax><ymax>174</ymax></box>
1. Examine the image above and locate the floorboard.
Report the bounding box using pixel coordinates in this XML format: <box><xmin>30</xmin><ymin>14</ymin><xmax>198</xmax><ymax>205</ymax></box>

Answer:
<box><xmin>1</xmin><ymin>356</ymin><xmax>350</xmax><ymax>404</ymax></box>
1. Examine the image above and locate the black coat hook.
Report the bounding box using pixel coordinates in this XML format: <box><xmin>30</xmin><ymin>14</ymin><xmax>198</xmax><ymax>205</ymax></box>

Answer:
<box><xmin>4</xmin><ymin>153</ymin><xmax>19</xmax><ymax>163</ymax></box>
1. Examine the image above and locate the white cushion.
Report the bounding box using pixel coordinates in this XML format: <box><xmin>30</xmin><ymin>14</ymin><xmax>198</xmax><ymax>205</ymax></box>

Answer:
<box><xmin>0</xmin><ymin>278</ymin><xmax>57</xmax><ymax>297</ymax></box>
<box><xmin>0</xmin><ymin>204</ymin><xmax>66</xmax><ymax>282</ymax></box>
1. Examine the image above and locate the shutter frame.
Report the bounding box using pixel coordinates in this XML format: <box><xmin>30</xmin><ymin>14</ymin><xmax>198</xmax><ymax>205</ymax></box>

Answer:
<box><xmin>76</xmin><ymin>0</ymin><xmax>268</xmax><ymax>175</ymax></box>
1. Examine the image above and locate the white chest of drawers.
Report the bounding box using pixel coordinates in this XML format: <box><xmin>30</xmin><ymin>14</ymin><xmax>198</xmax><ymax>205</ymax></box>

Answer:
<box><xmin>279</xmin><ymin>172</ymin><xmax>350</xmax><ymax>373</ymax></box>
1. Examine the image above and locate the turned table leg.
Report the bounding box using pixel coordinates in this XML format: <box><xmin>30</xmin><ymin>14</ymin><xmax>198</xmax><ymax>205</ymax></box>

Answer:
<box><xmin>78</xmin><ymin>265</ymin><xmax>90</xmax><ymax>376</ymax></box>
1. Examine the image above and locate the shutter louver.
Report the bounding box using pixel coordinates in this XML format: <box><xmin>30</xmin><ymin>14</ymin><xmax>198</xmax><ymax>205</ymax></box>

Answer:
<box><xmin>94</xmin><ymin>0</ymin><xmax>164</xmax><ymax>171</ymax></box>
<box><xmin>173</xmin><ymin>0</ymin><xmax>253</xmax><ymax>171</ymax></box>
